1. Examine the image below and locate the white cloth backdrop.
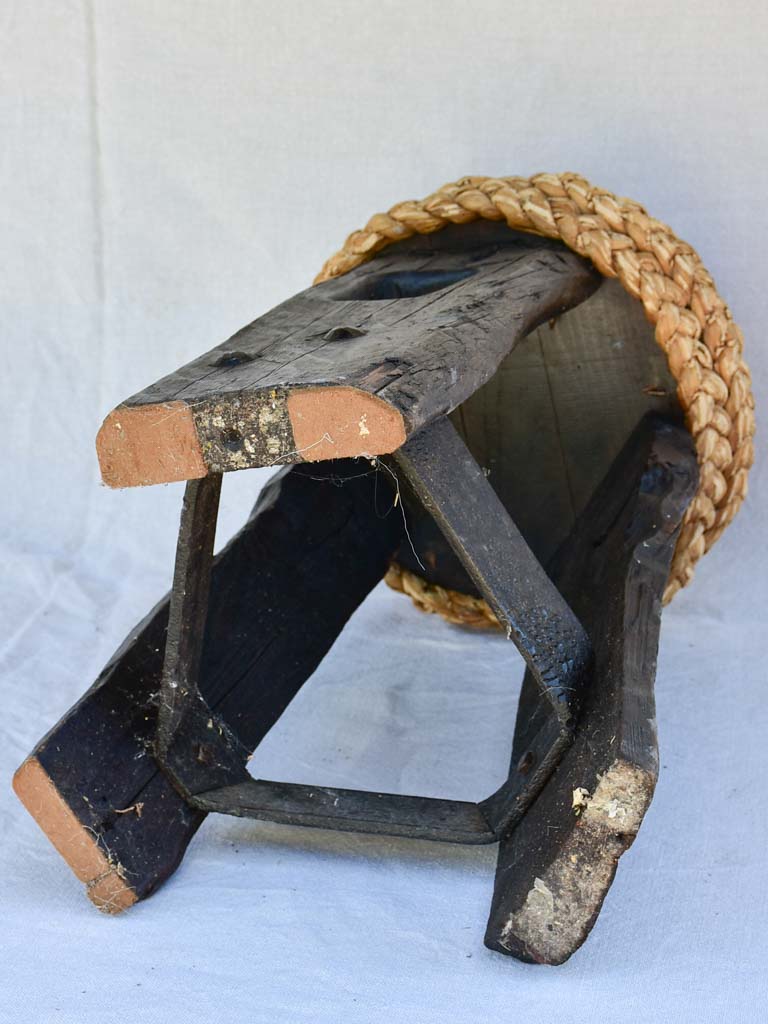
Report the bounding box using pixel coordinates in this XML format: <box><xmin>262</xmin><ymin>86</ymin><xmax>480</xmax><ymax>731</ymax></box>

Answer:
<box><xmin>1</xmin><ymin>2</ymin><xmax>766</xmax><ymax>1021</ymax></box>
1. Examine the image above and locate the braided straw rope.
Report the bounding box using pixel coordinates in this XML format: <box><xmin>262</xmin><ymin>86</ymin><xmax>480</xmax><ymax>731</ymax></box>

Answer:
<box><xmin>316</xmin><ymin>173</ymin><xmax>755</xmax><ymax>624</ymax></box>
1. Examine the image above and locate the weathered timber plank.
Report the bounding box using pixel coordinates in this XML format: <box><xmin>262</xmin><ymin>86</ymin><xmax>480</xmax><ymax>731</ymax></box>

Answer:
<box><xmin>452</xmin><ymin>277</ymin><xmax>681</xmax><ymax>565</ymax></box>
<box><xmin>13</xmin><ymin>459</ymin><xmax>403</xmax><ymax>910</ymax></box>
<box><xmin>354</xmin><ymin>247</ymin><xmax>683</xmax><ymax>594</ymax></box>
<box><xmin>97</xmin><ymin>227</ymin><xmax>599</xmax><ymax>486</ymax></box>
<box><xmin>483</xmin><ymin>416</ymin><xmax>698</xmax><ymax>964</ymax></box>
<box><xmin>195</xmin><ymin>781</ymin><xmax>496</xmax><ymax>843</ymax></box>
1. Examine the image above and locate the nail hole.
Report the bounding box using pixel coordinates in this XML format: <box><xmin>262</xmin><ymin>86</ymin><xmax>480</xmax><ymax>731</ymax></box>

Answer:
<box><xmin>221</xmin><ymin>428</ymin><xmax>243</xmax><ymax>451</ymax></box>
<box><xmin>213</xmin><ymin>350</ymin><xmax>255</xmax><ymax>368</ymax></box>
<box><xmin>331</xmin><ymin>268</ymin><xmax>475</xmax><ymax>301</ymax></box>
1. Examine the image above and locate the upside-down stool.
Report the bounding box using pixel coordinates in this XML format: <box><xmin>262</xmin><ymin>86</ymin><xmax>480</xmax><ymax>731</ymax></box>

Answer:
<box><xmin>14</xmin><ymin>174</ymin><xmax>754</xmax><ymax>964</ymax></box>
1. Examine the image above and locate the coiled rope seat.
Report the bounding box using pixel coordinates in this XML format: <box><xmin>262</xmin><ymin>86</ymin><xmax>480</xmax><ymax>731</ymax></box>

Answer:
<box><xmin>316</xmin><ymin>172</ymin><xmax>755</xmax><ymax>625</ymax></box>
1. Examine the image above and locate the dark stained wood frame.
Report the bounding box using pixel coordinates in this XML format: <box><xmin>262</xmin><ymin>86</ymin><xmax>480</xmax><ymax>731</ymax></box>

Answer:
<box><xmin>153</xmin><ymin>418</ymin><xmax>592</xmax><ymax>843</ymax></box>
<box><xmin>14</xmin><ymin>225</ymin><xmax>696</xmax><ymax>964</ymax></box>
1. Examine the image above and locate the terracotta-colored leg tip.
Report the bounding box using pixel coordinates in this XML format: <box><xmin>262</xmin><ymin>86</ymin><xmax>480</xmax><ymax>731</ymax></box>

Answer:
<box><xmin>87</xmin><ymin>870</ymin><xmax>138</xmax><ymax>914</ymax></box>
<box><xmin>287</xmin><ymin>387</ymin><xmax>406</xmax><ymax>462</ymax></box>
<box><xmin>13</xmin><ymin>757</ymin><xmax>137</xmax><ymax>913</ymax></box>
<box><xmin>96</xmin><ymin>401</ymin><xmax>207</xmax><ymax>488</ymax></box>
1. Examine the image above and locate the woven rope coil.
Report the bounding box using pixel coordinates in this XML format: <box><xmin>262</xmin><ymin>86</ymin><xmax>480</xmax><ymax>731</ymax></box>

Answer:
<box><xmin>316</xmin><ymin>173</ymin><xmax>754</xmax><ymax>623</ymax></box>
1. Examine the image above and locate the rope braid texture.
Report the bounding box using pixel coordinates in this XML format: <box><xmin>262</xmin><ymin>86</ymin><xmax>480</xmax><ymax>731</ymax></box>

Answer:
<box><xmin>316</xmin><ymin>173</ymin><xmax>755</xmax><ymax>626</ymax></box>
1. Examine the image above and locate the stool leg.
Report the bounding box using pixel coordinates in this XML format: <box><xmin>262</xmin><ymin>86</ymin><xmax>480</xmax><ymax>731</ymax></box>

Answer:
<box><xmin>484</xmin><ymin>416</ymin><xmax>698</xmax><ymax>964</ymax></box>
<box><xmin>13</xmin><ymin>459</ymin><xmax>403</xmax><ymax>911</ymax></box>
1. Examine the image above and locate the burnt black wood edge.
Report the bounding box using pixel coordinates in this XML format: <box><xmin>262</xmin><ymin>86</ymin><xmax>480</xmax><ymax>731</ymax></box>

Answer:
<box><xmin>20</xmin><ymin>459</ymin><xmax>403</xmax><ymax>904</ymax></box>
<box><xmin>484</xmin><ymin>415</ymin><xmax>698</xmax><ymax>964</ymax></box>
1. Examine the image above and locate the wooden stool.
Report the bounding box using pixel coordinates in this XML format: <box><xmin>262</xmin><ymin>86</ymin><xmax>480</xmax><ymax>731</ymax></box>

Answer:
<box><xmin>14</xmin><ymin>223</ymin><xmax>698</xmax><ymax>964</ymax></box>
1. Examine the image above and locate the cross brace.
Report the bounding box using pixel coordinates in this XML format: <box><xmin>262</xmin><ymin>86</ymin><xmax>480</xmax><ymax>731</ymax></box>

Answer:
<box><xmin>144</xmin><ymin>414</ymin><xmax>696</xmax><ymax>961</ymax></box>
